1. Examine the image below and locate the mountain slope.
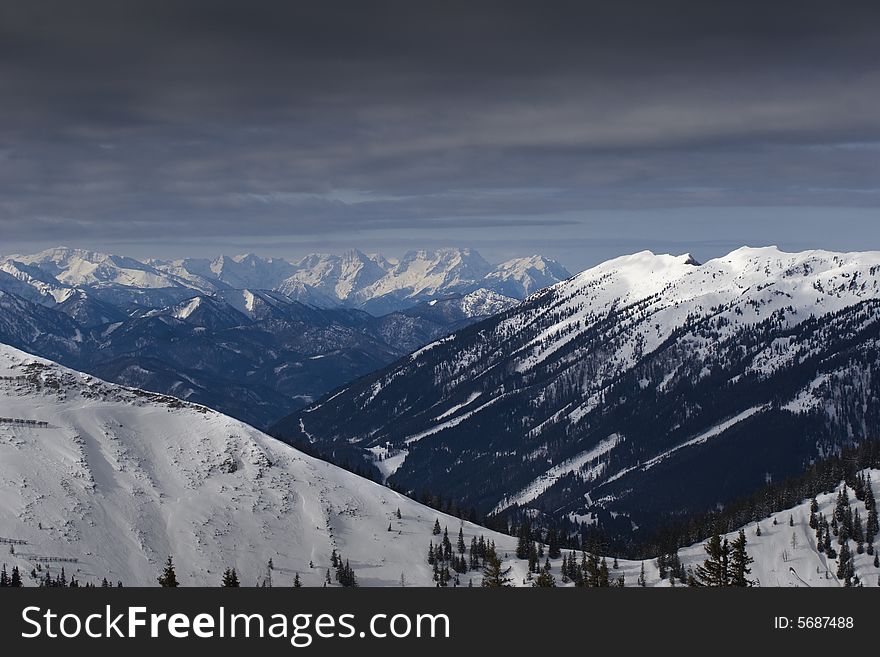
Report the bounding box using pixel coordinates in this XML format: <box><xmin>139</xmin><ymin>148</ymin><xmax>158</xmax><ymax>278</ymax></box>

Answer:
<box><xmin>0</xmin><ymin>286</ymin><xmax>517</xmax><ymax>429</ymax></box>
<box><xmin>0</xmin><ymin>342</ymin><xmax>522</xmax><ymax>587</ymax></box>
<box><xmin>277</xmin><ymin>247</ymin><xmax>880</xmax><ymax>533</ymax></box>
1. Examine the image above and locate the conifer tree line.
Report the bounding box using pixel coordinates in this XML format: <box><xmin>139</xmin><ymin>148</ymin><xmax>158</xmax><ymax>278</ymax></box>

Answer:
<box><xmin>0</xmin><ymin>562</ymin><xmax>121</xmax><ymax>588</ymax></box>
<box><xmin>155</xmin><ymin>548</ymin><xmax>356</xmax><ymax>588</ymax></box>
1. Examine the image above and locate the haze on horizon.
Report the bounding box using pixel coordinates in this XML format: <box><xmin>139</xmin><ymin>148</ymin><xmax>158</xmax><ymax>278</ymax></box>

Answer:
<box><xmin>2</xmin><ymin>1</ymin><xmax>880</xmax><ymax>272</ymax></box>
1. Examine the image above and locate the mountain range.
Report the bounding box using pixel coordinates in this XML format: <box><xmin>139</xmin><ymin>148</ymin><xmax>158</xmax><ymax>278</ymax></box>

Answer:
<box><xmin>276</xmin><ymin>246</ymin><xmax>880</xmax><ymax>536</ymax></box>
<box><xmin>1</xmin><ymin>246</ymin><xmax>570</xmax><ymax>313</ymax></box>
<box><xmin>0</xmin><ymin>247</ymin><xmax>569</xmax><ymax>428</ymax></box>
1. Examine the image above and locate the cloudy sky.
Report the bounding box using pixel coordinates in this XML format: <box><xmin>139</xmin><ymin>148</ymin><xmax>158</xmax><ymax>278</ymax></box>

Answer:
<box><xmin>2</xmin><ymin>0</ymin><xmax>880</xmax><ymax>271</ymax></box>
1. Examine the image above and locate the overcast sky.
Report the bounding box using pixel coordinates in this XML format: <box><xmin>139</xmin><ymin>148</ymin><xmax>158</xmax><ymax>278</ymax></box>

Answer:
<box><xmin>2</xmin><ymin>1</ymin><xmax>880</xmax><ymax>271</ymax></box>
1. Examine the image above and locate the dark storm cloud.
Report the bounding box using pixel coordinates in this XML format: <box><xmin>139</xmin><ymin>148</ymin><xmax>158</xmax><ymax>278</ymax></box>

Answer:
<box><xmin>2</xmin><ymin>0</ymin><xmax>880</xmax><ymax>267</ymax></box>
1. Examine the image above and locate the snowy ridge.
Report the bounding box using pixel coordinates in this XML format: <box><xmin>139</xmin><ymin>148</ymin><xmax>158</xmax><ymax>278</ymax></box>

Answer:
<box><xmin>0</xmin><ymin>342</ymin><xmax>521</xmax><ymax>587</ymax></box>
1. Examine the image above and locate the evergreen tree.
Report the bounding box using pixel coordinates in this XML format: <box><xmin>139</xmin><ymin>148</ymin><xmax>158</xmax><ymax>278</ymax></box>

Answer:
<box><xmin>728</xmin><ymin>530</ymin><xmax>754</xmax><ymax>587</ymax></box>
<box><xmin>637</xmin><ymin>562</ymin><xmax>646</xmax><ymax>587</ymax></box>
<box><xmin>583</xmin><ymin>552</ymin><xmax>600</xmax><ymax>587</ymax></box>
<box><xmin>867</xmin><ymin>506</ymin><xmax>879</xmax><ymax>543</ymax></box>
<box><xmin>693</xmin><ymin>533</ymin><xmax>730</xmax><ymax>587</ymax></box>
<box><xmin>293</xmin><ymin>573</ymin><xmax>302</xmax><ymax>588</ymax></box>
<box><xmin>157</xmin><ymin>556</ymin><xmax>179</xmax><ymax>587</ymax></box>
<box><xmin>656</xmin><ymin>553</ymin><xmax>668</xmax><ymax>580</ymax></box>
<box><xmin>515</xmin><ymin>521</ymin><xmax>531</xmax><ymax>560</ymax></box>
<box><xmin>835</xmin><ymin>486</ymin><xmax>849</xmax><ymax>523</ymax></box>
<box><xmin>336</xmin><ymin>559</ymin><xmax>358</xmax><ymax>587</ymax></box>
<box><xmin>221</xmin><ymin>568</ymin><xmax>240</xmax><ymax>587</ymax></box>
<box><xmin>547</xmin><ymin>527</ymin><xmax>561</xmax><ymax>559</ymax></box>
<box><xmin>481</xmin><ymin>547</ymin><xmax>512</xmax><ymax>587</ymax></box>
<box><xmin>597</xmin><ymin>557</ymin><xmax>610</xmax><ymax>587</ymax></box>
<box><xmin>432</xmin><ymin>518</ymin><xmax>442</xmax><ymax>535</ymax></box>
<box><xmin>864</xmin><ymin>475</ymin><xmax>875</xmax><ymax>511</ymax></box>
<box><xmin>457</xmin><ymin>527</ymin><xmax>466</xmax><ymax>555</ymax></box>
<box><xmin>533</xmin><ymin>560</ymin><xmax>556</xmax><ymax>587</ymax></box>
<box><xmin>0</xmin><ymin>564</ymin><xmax>8</xmax><ymax>587</ymax></box>
<box><xmin>836</xmin><ymin>542</ymin><xmax>854</xmax><ymax>586</ymax></box>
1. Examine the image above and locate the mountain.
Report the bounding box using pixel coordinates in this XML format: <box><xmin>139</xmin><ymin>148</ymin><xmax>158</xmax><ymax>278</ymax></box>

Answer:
<box><xmin>0</xmin><ymin>290</ymin><xmax>84</xmax><ymax>363</ymax></box>
<box><xmin>0</xmin><ymin>246</ymin><xmax>565</xmax><ymax>428</ymax></box>
<box><xmin>276</xmin><ymin>246</ymin><xmax>880</xmax><ymax>535</ymax></box>
<box><xmin>0</xmin><ymin>342</ymin><xmax>519</xmax><ymax>587</ymax></box>
<box><xmin>3</xmin><ymin>246</ymin><xmax>570</xmax><ymax>315</ymax></box>
<box><xmin>0</xmin><ymin>259</ymin><xmax>75</xmax><ymax>304</ymax></box>
<box><xmin>483</xmin><ymin>255</ymin><xmax>574</xmax><ymax>298</ymax></box>
<box><xmin>9</xmin><ymin>246</ymin><xmax>183</xmax><ymax>289</ymax></box>
<box><xmin>152</xmin><ymin>253</ymin><xmax>297</xmax><ymax>292</ymax></box>
<box><xmin>374</xmin><ymin>290</ymin><xmax>520</xmax><ymax>353</ymax></box>
<box><xmin>276</xmin><ymin>250</ymin><xmax>388</xmax><ymax>305</ymax></box>
<box><xmin>1</xmin><ymin>342</ymin><xmax>876</xmax><ymax>587</ymax></box>
<box><xmin>0</xmin><ymin>285</ymin><xmax>517</xmax><ymax>429</ymax></box>
<box><xmin>275</xmin><ymin>247</ymin><xmax>568</xmax><ymax>313</ymax></box>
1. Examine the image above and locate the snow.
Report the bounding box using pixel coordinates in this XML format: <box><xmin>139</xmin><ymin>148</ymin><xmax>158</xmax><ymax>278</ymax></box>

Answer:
<box><xmin>173</xmin><ymin>296</ymin><xmax>202</xmax><ymax>320</ymax></box>
<box><xmin>672</xmin><ymin>472</ymin><xmax>880</xmax><ymax>587</ymax></box>
<box><xmin>404</xmin><ymin>396</ymin><xmax>506</xmax><ymax>445</ymax></box>
<box><xmin>434</xmin><ymin>392</ymin><xmax>482</xmax><ymax>421</ymax></box>
<box><xmin>409</xmin><ymin>335</ymin><xmax>454</xmax><ymax>360</ymax></box>
<box><xmin>0</xmin><ymin>343</ymin><xmax>518</xmax><ymax>587</ymax></box>
<box><xmin>366</xmin><ymin>445</ymin><xmax>409</xmax><ymax>484</ymax></box>
<box><xmin>494</xmin><ymin>434</ymin><xmax>622</xmax><ymax>513</ymax></box>
<box><xmin>10</xmin><ymin>247</ymin><xmax>183</xmax><ymax>289</ymax></box>
<box><xmin>512</xmin><ymin>246</ymin><xmax>880</xmax><ymax>376</ymax></box>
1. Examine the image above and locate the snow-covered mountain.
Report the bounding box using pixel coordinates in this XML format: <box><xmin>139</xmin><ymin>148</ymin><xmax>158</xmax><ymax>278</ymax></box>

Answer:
<box><xmin>0</xmin><ymin>342</ymin><xmax>519</xmax><ymax>587</ymax></box>
<box><xmin>275</xmin><ymin>250</ymin><xmax>389</xmax><ymax>305</ymax></box>
<box><xmin>3</xmin><ymin>342</ymin><xmax>875</xmax><ymax>587</ymax></box>
<box><xmin>1</xmin><ymin>246</ymin><xmax>570</xmax><ymax>316</ymax></box>
<box><xmin>277</xmin><ymin>246</ymin><xmax>880</xmax><ymax>534</ymax></box>
<box><xmin>483</xmin><ymin>255</ymin><xmax>574</xmax><ymax>299</ymax></box>
<box><xmin>0</xmin><ymin>283</ymin><xmax>517</xmax><ymax>429</ymax></box>
<box><xmin>0</xmin><ymin>246</ymin><xmax>565</xmax><ymax>428</ymax></box>
<box><xmin>151</xmin><ymin>254</ymin><xmax>297</xmax><ymax>293</ymax></box>
<box><xmin>8</xmin><ymin>247</ymin><xmax>183</xmax><ymax>290</ymax></box>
